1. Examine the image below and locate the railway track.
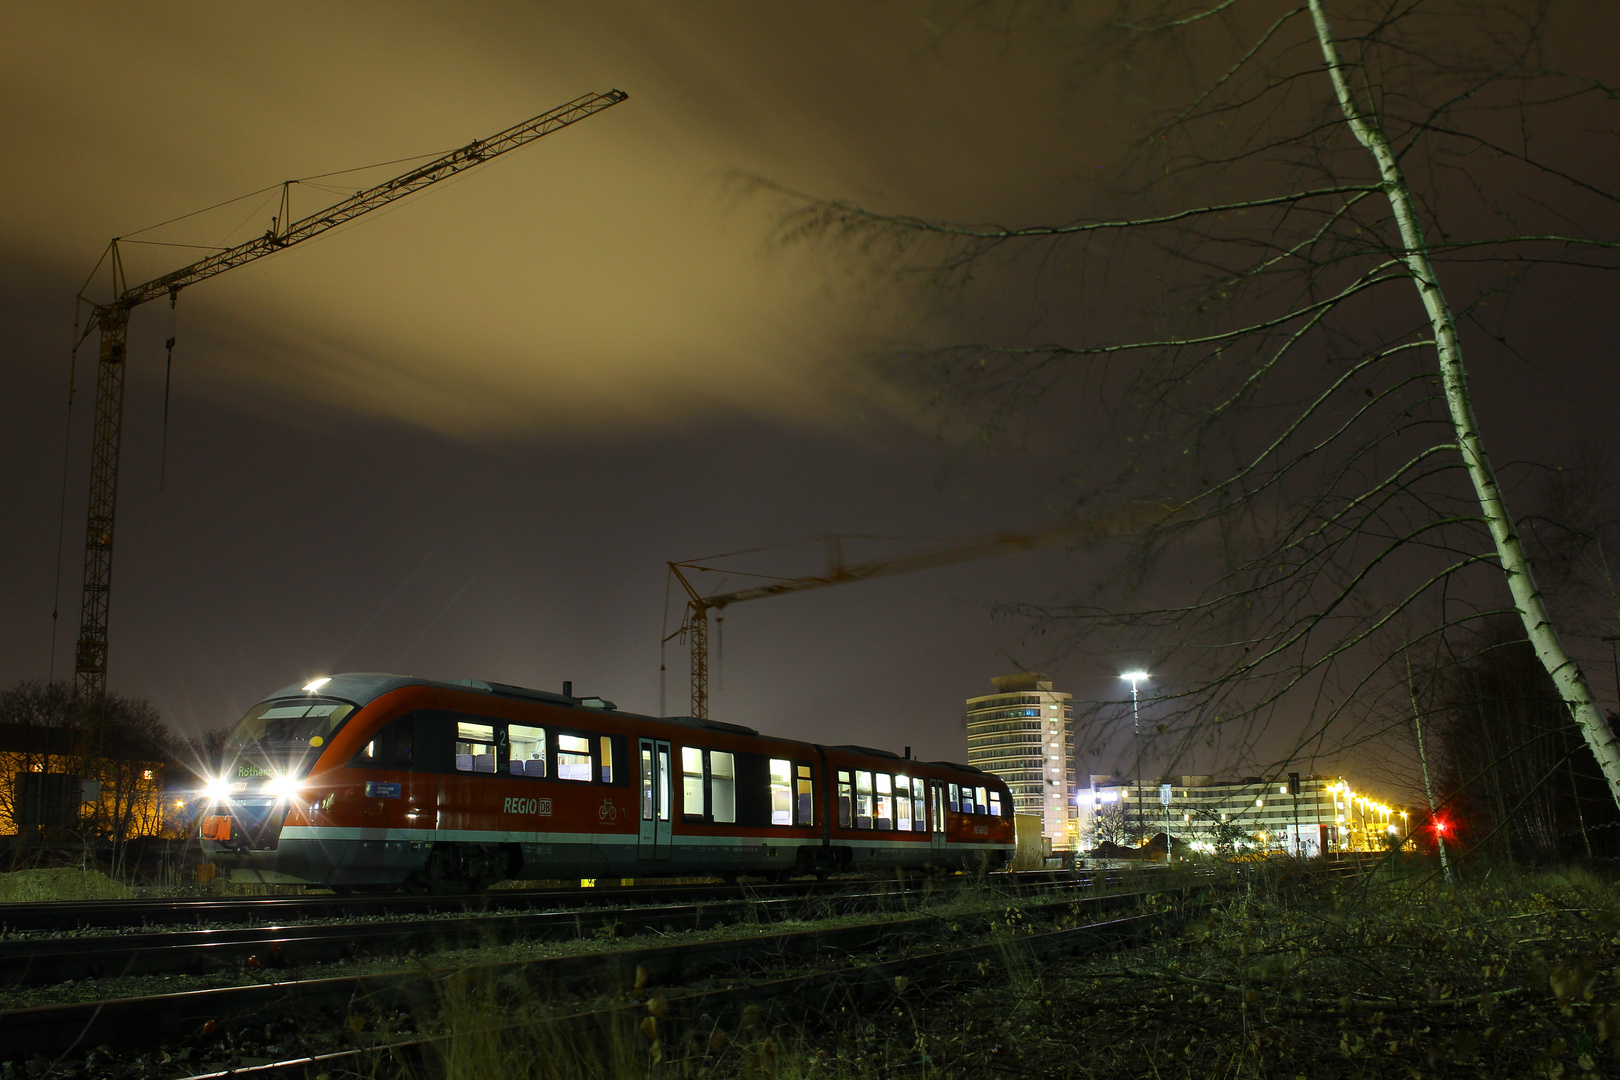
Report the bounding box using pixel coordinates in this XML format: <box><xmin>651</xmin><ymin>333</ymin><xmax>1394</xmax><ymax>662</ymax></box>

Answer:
<box><xmin>0</xmin><ymin>871</ymin><xmax>1161</xmax><ymax>991</ymax></box>
<box><xmin>0</xmin><ymin>868</ymin><xmax>1127</xmax><ymax>936</ymax></box>
<box><xmin>0</xmin><ymin>871</ymin><xmax>1185</xmax><ymax>1066</ymax></box>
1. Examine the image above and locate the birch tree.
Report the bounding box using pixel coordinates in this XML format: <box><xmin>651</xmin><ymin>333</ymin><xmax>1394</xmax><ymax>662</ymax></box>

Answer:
<box><xmin>753</xmin><ymin>0</ymin><xmax>1620</xmax><ymax>804</ymax></box>
<box><xmin>1304</xmin><ymin>0</ymin><xmax>1620</xmax><ymax>809</ymax></box>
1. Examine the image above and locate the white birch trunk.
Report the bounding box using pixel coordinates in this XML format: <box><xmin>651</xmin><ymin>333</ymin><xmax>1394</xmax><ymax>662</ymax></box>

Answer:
<box><xmin>1308</xmin><ymin>0</ymin><xmax>1620</xmax><ymax>810</ymax></box>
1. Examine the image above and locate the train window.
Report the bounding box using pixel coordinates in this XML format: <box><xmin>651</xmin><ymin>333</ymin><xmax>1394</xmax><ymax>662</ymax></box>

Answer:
<box><xmin>640</xmin><ymin>747</ymin><xmax>655</xmax><ymax>821</ymax></box>
<box><xmin>658</xmin><ymin>747</ymin><xmax>672</xmax><ymax>821</ymax></box>
<box><xmin>914</xmin><ymin>785</ymin><xmax>927</xmax><ymax>831</ymax></box>
<box><xmin>894</xmin><ymin>776</ymin><xmax>911</xmax><ymax>831</ymax></box>
<box><xmin>989</xmin><ymin>790</ymin><xmax>1004</xmax><ymax>817</ymax></box>
<box><xmin>976</xmin><ymin>786</ymin><xmax>988</xmax><ymax>815</ymax></box>
<box><xmin>394</xmin><ymin>714</ymin><xmax>414</xmax><ymax>766</ymax></box>
<box><xmin>855</xmin><ymin>771</ymin><xmax>874</xmax><ymax>829</ymax></box>
<box><xmin>510</xmin><ymin>725</ymin><xmax>546</xmax><ymax>778</ymax></box>
<box><xmin>948</xmin><ymin>783</ymin><xmax>960</xmax><ymax>813</ymax></box>
<box><xmin>929</xmin><ymin>783</ymin><xmax>940</xmax><ymax>831</ymax></box>
<box><xmin>230</xmin><ymin>699</ymin><xmax>355</xmax><ymax>752</ymax></box>
<box><xmin>875</xmin><ymin>773</ymin><xmax>893</xmax><ymax>831</ymax></box>
<box><xmin>796</xmin><ymin>764</ymin><xmax>814</xmax><ymax>826</ymax></box>
<box><xmin>557</xmin><ymin>734</ymin><xmax>593</xmax><ymax>782</ymax></box>
<box><xmin>710</xmin><ymin>751</ymin><xmax>736</xmax><ymax>823</ymax></box>
<box><xmin>837</xmin><ymin>770</ymin><xmax>853</xmax><ymax>827</ymax></box>
<box><xmin>600</xmin><ymin>737</ymin><xmax>614</xmax><ymax>783</ymax></box>
<box><xmin>769</xmin><ymin>759</ymin><xmax>793</xmax><ymax>825</ymax></box>
<box><xmin>681</xmin><ymin>747</ymin><xmax>705</xmax><ymax>819</ymax></box>
<box><xmin>456</xmin><ymin>721</ymin><xmax>497</xmax><ymax>774</ymax></box>
<box><xmin>960</xmin><ymin>786</ymin><xmax>975</xmax><ymax>814</ymax></box>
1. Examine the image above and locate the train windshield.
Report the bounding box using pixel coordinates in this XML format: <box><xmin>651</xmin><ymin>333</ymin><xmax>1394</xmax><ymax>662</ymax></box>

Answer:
<box><xmin>226</xmin><ymin>698</ymin><xmax>356</xmax><ymax>773</ymax></box>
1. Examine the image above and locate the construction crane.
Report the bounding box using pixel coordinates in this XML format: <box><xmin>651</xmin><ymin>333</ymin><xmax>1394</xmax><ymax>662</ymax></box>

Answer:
<box><xmin>663</xmin><ymin>502</ymin><xmax>1181</xmax><ymax>720</ymax></box>
<box><xmin>68</xmin><ymin>90</ymin><xmax>628</xmax><ymax>714</ymax></box>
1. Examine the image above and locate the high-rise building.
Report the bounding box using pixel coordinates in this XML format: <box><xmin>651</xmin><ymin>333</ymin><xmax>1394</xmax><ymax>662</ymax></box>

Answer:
<box><xmin>966</xmin><ymin>673</ymin><xmax>1076</xmax><ymax>851</ymax></box>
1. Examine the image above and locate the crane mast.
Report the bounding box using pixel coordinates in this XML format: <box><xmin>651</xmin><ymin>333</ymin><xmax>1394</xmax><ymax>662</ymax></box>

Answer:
<box><xmin>665</xmin><ymin>502</ymin><xmax>1180</xmax><ymax>720</ymax></box>
<box><xmin>71</xmin><ymin>90</ymin><xmax>628</xmax><ymax>711</ymax></box>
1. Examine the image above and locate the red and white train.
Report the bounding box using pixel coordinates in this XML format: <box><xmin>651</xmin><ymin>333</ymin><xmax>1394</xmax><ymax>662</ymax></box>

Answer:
<box><xmin>200</xmin><ymin>673</ymin><xmax>1015</xmax><ymax>889</ymax></box>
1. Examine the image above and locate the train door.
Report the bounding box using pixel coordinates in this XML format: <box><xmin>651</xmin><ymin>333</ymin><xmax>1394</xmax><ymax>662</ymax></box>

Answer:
<box><xmin>638</xmin><ymin>738</ymin><xmax>673</xmax><ymax>861</ymax></box>
<box><xmin>930</xmin><ymin>780</ymin><xmax>947</xmax><ymax>856</ymax></box>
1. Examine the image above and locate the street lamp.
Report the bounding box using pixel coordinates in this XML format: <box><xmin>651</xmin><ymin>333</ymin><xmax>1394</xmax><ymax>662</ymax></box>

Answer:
<box><xmin>1123</xmin><ymin>671</ymin><xmax>1149</xmax><ymax>842</ymax></box>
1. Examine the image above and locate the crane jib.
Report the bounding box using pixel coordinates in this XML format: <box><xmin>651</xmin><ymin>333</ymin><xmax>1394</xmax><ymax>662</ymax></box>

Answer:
<box><xmin>112</xmin><ymin>89</ymin><xmax>628</xmax><ymax>310</ymax></box>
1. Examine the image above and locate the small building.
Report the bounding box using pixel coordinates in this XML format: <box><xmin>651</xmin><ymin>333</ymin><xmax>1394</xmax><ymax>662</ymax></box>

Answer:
<box><xmin>0</xmin><ymin>722</ymin><xmax>170</xmax><ymax>842</ymax></box>
<box><xmin>966</xmin><ymin>673</ymin><xmax>1076</xmax><ymax>852</ymax></box>
<box><xmin>1080</xmin><ymin>773</ymin><xmax>1402</xmax><ymax>855</ymax></box>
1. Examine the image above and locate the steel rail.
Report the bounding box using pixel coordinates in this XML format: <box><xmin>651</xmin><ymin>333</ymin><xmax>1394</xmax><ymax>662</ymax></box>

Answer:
<box><xmin>0</xmin><ymin>882</ymin><xmax>970</xmax><ymax>988</ymax></box>
<box><xmin>0</xmin><ymin>868</ymin><xmax>1142</xmax><ymax>935</ymax></box>
<box><xmin>0</xmin><ymin>877</ymin><xmax>855</xmax><ymax>935</ymax></box>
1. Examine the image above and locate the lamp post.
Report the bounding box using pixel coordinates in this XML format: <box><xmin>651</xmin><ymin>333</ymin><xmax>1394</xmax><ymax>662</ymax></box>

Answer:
<box><xmin>1123</xmin><ymin>671</ymin><xmax>1149</xmax><ymax>843</ymax></box>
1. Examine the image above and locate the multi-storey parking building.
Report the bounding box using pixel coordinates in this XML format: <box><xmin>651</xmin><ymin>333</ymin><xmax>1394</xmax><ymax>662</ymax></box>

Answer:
<box><xmin>1080</xmin><ymin>773</ymin><xmax>1403</xmax><ymax>855</ymax></box>
<box><xmin>966</xmin><ymin>673</ymin><xmax>1076</xmax><ymax>852</ymax></box>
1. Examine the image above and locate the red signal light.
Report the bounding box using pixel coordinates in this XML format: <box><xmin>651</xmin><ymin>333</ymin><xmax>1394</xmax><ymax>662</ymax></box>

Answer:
<box><xmin>1433</xmin><ymin>819</ymin><xmax>1448</xmax><ymax>834</ymax></box>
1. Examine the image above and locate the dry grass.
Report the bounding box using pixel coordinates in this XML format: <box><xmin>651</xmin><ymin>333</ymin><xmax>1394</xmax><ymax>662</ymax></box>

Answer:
<box><xmin>0</xmin><ymin>867</ymin><xmax>132</xmax><ymax>902</ymax></box>
<box><xmin>372</xmin><ymin>860</ymin><xmax>1620</xmax><ymax>1080</ymax></box>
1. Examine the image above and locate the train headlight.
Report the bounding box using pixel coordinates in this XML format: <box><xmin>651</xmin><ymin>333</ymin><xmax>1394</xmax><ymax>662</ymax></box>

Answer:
<box><xmin>263</xmin><ymin>774</ymin><xmax>302</xmax><ymax>802</ymax></box>
<box><xmin>201</xmin><ymin>776</ymin><xmax>233</xmax><ymax>802</ymax></box>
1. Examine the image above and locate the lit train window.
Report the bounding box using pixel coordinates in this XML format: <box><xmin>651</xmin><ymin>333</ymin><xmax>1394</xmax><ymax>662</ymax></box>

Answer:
<box><xmin>948</xmin><ymin>783</ymin><xmax>960</xmax><ymax>813</ymax></box>
<box><xmin>710</xmin><ymin>751</ymin><xmax>736</xmax><ymax>823</ymax></box>
<box><xmin>837</xmin><ymin>770</ymin><xmax>853</xmax><ymax>827</ymax></box>
<box><xmin>510</xmin><ymin>725</ymin><xmax>546</xmax><ymax>778</ymax></box>
<box><xmin>682</xmin><ymin>747</ymin><xmax>704</xmax><ymax>818</ymax></box>
<box><xmin>875</xmin><ymin>774</ymin><xmax>893</xmax><ymax>831</ymax></box>
<box><xmin>855</xmin><ymin>771</ymin><xmax>874</xmax><ymax>829</ymax></box>
<box><xmin>914</xmin><ymin>784</ymin><xmax>926</xmax><ymax>831</ymax></box>
<box><xmin>557</xmin><ymin>734</ymin><xmax>592</xmax><ymax>781</ymax></box>
<box><xmin>894</xmin><ymin>776</ymin><xmax>911</xmax><ymax>831</ymax></box>
<box><xmin>769</xmin><ymin>759</ymin><xmax>793</xmax><ymax>825</ymax></box>
<box><xmin>961</xmin><ymin>786</ymin><xmax>976</xmax><ymax>814</ymax></box>
<box><xmin>796</xmin><ymin>764</ymin><xmax>814</xmax><ymax>826</ymax></box>
<box><xmin>455</xmin><ymin>721</ymin><xmax>496</xmax><ymax>774</ymax></box>
<box><xmin>658</xmin><ymin>747</ymin><xmax>671</xmax><ymax>821</ymax></box>
<box><xmin>976</xmin><ymin>786</ymin><xmax>988</xmax><ymax>815</ymax></box>
<box><xmin>989</xmin><ymin>790</ymin><xmax>1003</xmax><ymax>817</ymax></box>
<box><xmin>600</xmin><ymin>737</ymin><xmax>614</xmax><ymax>783</ymax></box>
<box><xmin>640</xmin><ymin>748</ymin><xmax>654</xmax><ymax>820</ymax></box>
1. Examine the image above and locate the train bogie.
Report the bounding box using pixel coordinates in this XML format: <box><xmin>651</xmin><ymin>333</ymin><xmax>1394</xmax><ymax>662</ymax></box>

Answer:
<box><xmin>200</xmin><ymin>674</ymin><xmax>1013</xmax><ymax>889</ymax></box>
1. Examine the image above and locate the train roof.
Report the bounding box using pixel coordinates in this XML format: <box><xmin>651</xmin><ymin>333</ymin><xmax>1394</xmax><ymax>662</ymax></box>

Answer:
<box><xmin>262</xmin><ymin>672</ymin><xmax>764</xmax><ymax>737</ymax></box>
<box><xmin>261</xmin><ymin>672</ymin><xmax>993</xmax><ymax>781</ymax></box>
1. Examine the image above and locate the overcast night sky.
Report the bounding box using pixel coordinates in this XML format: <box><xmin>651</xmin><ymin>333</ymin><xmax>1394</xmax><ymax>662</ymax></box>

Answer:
<box><xmin>3</xmin><ymin>2</ymin><xmax>1618</xmax><ymax>796</ymax></box>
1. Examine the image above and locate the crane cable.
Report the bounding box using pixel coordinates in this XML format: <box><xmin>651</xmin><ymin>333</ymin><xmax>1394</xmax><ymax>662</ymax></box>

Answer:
<box><xmin>48</xmin><ymin>308</ymin><xmax>83</xmax><ymax>685</ymax></box>
<box><xmin>160</xmin><ymin>291</ymin><xmax>178</xmax><ymax>491</ymax></box>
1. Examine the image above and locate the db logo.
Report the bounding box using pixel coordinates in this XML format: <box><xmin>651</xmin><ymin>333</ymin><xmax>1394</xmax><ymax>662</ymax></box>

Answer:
<box><xmin>504</xmin><ymin>797</ymin><xmax>552</xmax><ymax>816</ymax></box>
<box><xmin>974</xmin><ymin>825</ymin><xmax>989</xmax><ymax>836</ymax></box>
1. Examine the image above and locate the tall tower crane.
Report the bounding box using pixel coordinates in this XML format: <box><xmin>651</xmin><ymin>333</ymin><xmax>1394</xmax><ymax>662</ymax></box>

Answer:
<box><xmin>69</xmin><ymin>90</ymin><xmax>628</xmax><ymax>712</ymax></box>
<box><xmin>664</xmin><ymin>501</ymin><xmax>1180</xmax><ymax>719</ymax></box>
